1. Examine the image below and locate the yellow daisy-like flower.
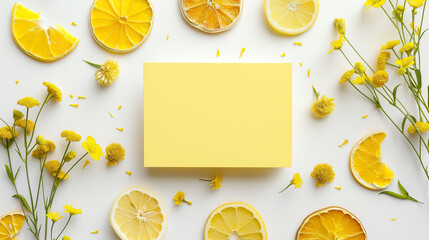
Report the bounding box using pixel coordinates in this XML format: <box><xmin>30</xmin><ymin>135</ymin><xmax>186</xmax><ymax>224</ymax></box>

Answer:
<box><xmin>64</xmin><ymin>205</ymin><xmax>82</xmax><ymax>215</ymax></box>
<box><xmin>17</xmin><ymin>97</ymin><xmax>40</xmax><ymax>108</ymax></box>
<box><xmin>370</xmin><ymin>70</ymin><xmax>389</xmax><ymax>88</ymax></box>
<box><xmin>396</xmin><ymin>56</ymin><xmax>415</xmax><ymax>68</ymax></box>
<box><xmin>15</xmin><ymin>119</ymin><xmax>35</xmax><ymax>135</ymax></box>
<box><xmin>279</xmin><ymin>172</ymin><xmax>302</xmax><ymax>193</ymax></box>
<box><xmin>43</xmin><ymin>82</ymin><xmax>62</xmax><ymax>102</ymax></box>
<box><xmin>61</xmin><ymin>130</ymin><xmax>81</xmax><ymax>142</ymax></box>
<box><xmin>407</xmin><ymin>0</ymin><xmax>426</xmax><ymax>8</ymax></box>
<box><xmin>82</xmin><ymin>136</ymin><xmax>103</xmax><ymax>161</ymax></box>
<box><xmin>210</xmin><ymin>172</ymin><xmax>223</xmax><ymax>190</ymax></box>
<box><xmin>46</xmin><ymin>212</ymin><xmax>62</xmax><ymax>222</ymax></box>
<box><xmin>105</xmin><ymin>143</ymin><xmax>125</xmax><ymax>167</ymax></box>
<box><xmin>311</xmin><ymin>163</ymin><xmax>335</xmax><ymax>187</ymax></box>
<box><xmin>354</xmin><ymin>62</ymin><xmax>366</xmax><ymax>74</ymax></box>
<box><xmin>328</xmin><ymin>35</ymin><xmax>345</xmax><ymax>53</ymax></box>
<box><xmin>0</xmin><ymin>126</ymin><xmax>19</xmax><ymax>140</ymax></box>
<box><xmin>407</xmin><ymin>121</ymin><xmax>429</xmax><ymax>134</ymax></box>
<box><xmin>311</xmin><ymin>95</ymin><xmax>335</xmax><ymax>118</ymax></box>
<box><xmin>376</xmin><ymin>51</ymin><xmax>391</xmax><ymax>71</ymax></box>
<box><xmin>334</xmin><ymin>18</ymin><xmax>346</xmax><ymax>35</ymax></box>
<box><xmin>339</xmin><ymin>69</ymin><xmax>355</xmax><ymax>84</ymax></box>
<box><xmin>399</xmin><ymin>42</ymin><xmax>415</xmax><ymax>55</ymax></box>
<box><xmin>173</xmin><ymin>191</ymin><xmax>192</xmax><ymax>206</ymax></box>
<box><xmin>381</xmin><ymin>40</ymin><xmax>401</xmax><ymax>50</ymax></box>
<box><xmin>364</xmin><ymin>0</ymin><xmax>386</xmax><ymax>9</ymax></box>
<box><xmin>85</xmin><ymin>58</ymin><xmax>120</xmax><ymax>86</ymax></box>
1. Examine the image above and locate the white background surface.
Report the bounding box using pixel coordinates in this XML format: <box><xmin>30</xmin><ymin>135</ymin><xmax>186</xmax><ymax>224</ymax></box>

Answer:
<box><xmin>1</xmin><ymin>0</ymin><xmax>429</xmax><ymax>239</ymax></box>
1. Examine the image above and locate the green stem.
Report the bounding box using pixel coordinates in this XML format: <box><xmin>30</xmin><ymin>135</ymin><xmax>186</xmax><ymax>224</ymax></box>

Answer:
<box><xmin>83</xmin><ymin>60</ymin><xmax>101</xmax><ymax>68</ymax></box>
<box><xmin>55</xmin><ymin>215</ymin><xmax>72</xmax><ymax>240</ymax></box>
<box><xmin>344</xmin><ymin>37</ymin><xmax>375</xmax><ymax>73</ymax></box>
<box><xmin>279</xmin><ymin>183</ymin><xmax>292</xmax><ymax>193</ymax></box>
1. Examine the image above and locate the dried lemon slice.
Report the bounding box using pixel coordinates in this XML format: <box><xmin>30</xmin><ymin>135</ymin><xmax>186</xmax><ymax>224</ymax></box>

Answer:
<box><xmin>0</xmin><ymin>211</ymin><xmax>26</xmax><ymax>240</ymax></box>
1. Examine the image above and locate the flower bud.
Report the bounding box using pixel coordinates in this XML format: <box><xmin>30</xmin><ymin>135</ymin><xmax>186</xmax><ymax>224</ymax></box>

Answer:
<box><xmin>64</xmin><ymin>151</ymin><xmax>77</xmax><ymax>162</ymax></box>
<box><xmin>334</xmin><ymin>18</ymin><xmax>346</xmax><ymax>35</ymax></box>
<box><xmin>398</xmin><ymin>67</ymin><xmax>406</xmax><ymax>75</ymax></box>
<box><xmin>13</xmin><ymin>110</ymin><xmax>24</xmax><ymax>121</ymax></box>
<box><xmin>36</xmin><ymin>135</ymin><xmax>45</xmax><ymax>145</ymax></box>
<box><xmin>62</xmin><ymin>236</ymin><xmax>71</xmax><ymax>240</ymax></box>
<box><xmin>354</xmin><ymin>62</ymin><xmax>366</xmax><ymax>74</ymax></box>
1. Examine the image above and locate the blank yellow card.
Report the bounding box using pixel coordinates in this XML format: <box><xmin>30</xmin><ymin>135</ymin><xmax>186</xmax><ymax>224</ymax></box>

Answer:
<box><xmin>144</xmin><ymin>63</ymin><xmax>292</xmax><ymax>168</ymax></box>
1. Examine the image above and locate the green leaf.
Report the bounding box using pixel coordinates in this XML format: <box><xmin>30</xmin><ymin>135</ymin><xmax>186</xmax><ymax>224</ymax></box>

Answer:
<box><xmin>83</xmin><ymin>60</ymin><xmax>101</xmax><ymax>68</ymax></box>
<box><xmin>409</xmin><ymin>115</ymin><xmax>417</xmax><ymax>123</ymax></box>
<box><xmin>312</xmin><ymin>85</ymin><xmax>320</xmax><ymax>99</ymax></box>
<box><xmin>392</xmin><ymin>84</ymin><xmax>401</xmax><ymax>105</ymax></box>
<box><xmin>415</xmin><ymin>70</ymin><xmax>422</xmax><ymax>89</ymax></box>
<box><xmin>13</xmin><ymin>194</ymin><xmax>32</xmax><ymax>213</ymax></box>
<box><xmin>14</xmin><ymin>166</ymin><xmax>21</xmax><ymax>180</ymax></box>
<box><xmin>398</xmin><ymin>180</ymin><xmax>409</xmax><ymax>196</ymax></box>
<box><xmin>379</xmin><ymin>191</ymin><xmax>409</xmax><ymax>200</ymax></box>
<box><xmin>401</xmin><ymin>115</ymin><xmax>408</xmax><ymax>133</ymax></box>
<box><xmin>5</xmin><ymin>164</ymin><xmax>13</xmax><ymax>182</ymax></box>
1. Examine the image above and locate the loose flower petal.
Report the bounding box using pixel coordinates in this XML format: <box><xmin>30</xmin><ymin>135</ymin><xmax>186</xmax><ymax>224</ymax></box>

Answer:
<box><xmin>82</xmin><ymin>160</ymin><xmax>90</xmax><ymax>169</ymax></box>
<box><xmin>338</xmin><ymin>139</ymin><xmax>348</xmax><ymax>147</ymax></box>
<box><xmin>216</xmin><ymin>49</ymin><xmax>220</xmax><ymax>57</ymax></box>
<box><xmin>125</xmin><ymin>171</ymin><xmax>132</xmax><ymax>176</ymax></box>
<box><xmin>69</xmin><ymin>104</ymin><xmax>78</xmax><ymax>108</ymax></box>
<box><xmin>116</xmin><ymin>128</ymin><xmax>124</xmax><ymax>132</ymax></box>
<box><xmin>294</xmin><ymin>42</ymin><xmax>302</xmax><ymax>46</ymax></box>
<box><xmin>335</xmin><ymin>186</ymin><xmax>342</xmax><ymax>190</ymax></box>
<box><xmin>91</xmin><ymin>230</ymin><xmax>98</xmax><ymax>234</ymax></box>
<box><xmin>239</xmin><ymin>48</ymin><xmax>246</xmax><ymax>59</ymax></box>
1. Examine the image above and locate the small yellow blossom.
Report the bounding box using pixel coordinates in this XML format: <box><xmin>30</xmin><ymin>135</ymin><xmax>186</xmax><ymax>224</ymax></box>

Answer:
<box><xmin>201</xmin><ymin>173</ymin><xmax>223</xmax><ymax>190</ymax></box>
<box><xmin>15</xmin><ymin>119</ymin><xmax>35</xmax><ymax>134</ymax></box>
<box><xmin>407</xmin><ymin>121</ymin><xmax>429</xmax><ymax>134</ymax></box>
<box><xmin>125</xmin><ymin>171</ymin><xmax>132</xmax><ymax>176</ymax></box>
<box><xmin>61</xmin><ymin>130</ymin><xmax>81</xmax><ymax>142</ymax></box>
<box><xmin>116</xmin><ymin>128</ymin><xmax>124</xmax><ymax>132</ymax></box>
<box><xmin>239</xmin><ymin>48</ymin><xmax>246</xmax><ymax>59</ymax></box>
<box><xmin>279</xmin><ymin>173</ymin><xmax>302</xmax><ymax>193</ymax></box>
<box><xmin>376</xmin><ymin>51</ymin><xmax>391</xmax><ymax>70</ymax></box>
<box><xmin>338</xmin><ymin>139</ymin><xmax>349</xmax><ymax>147</ymax></box>
<box><xmin>328</xmin><ymin>35</ymin><xmax>345</xmax><ymax>53</ymax></box>
<box><xmin>91</xmin><ymin>230</ymin><xmax>98</xmax><ymax>234</ymax></box>
<box><xmin>32</xmin><ymin>145</ymin><xmax>49</xmax><ymax>159</ymax></box>
<box><xmin>82</xmin><ymin>160</ymin><xmax>90</xmax><ymax>169</ymax></box>
<box><xmin>82</xmin><ymin>136</ymin><xmax>103</xmax><ymax>160</ymax></box>
<box><xmin>364</xmin><ymin>0</ymin><xmax>386</xmax><ymax>9</ymax></box>
<box><xmin>335</xmin><ymin>186</ymin><xmax>342</xmax><ymax>190</ymax></box>
<box><xmin>105</xmin><ymin>143</ymin><xmax>126</xmax><ymax>167</ymax></box>
<box><xmin>216</xmin><ymin>49</ymin><xmax>220</xmax><ymax>57</ymax></box>
<box><xmin>64</xmin><ymin>151</ymin><xmax>77</xmax><ymax>162</ymax></box>
<box><xmin>370</xmin><ymin>70</ymin><xmax>389</xmax><ymax>88</ymax></box>
<box><xmin>43</xmin><ymin>82</ymin><xmax>62</xmax><ymax>102</ymax></box>
<box><xmin>69</xmin><ymin>104</ymin><xmax>78</xmax><ymax>108</ymax></box>
<box><xmin>17</xmin><ymin>97</ymin><xmax>40</xmax><ymax>108</ymax></box>
<box><xmin>15</xmin><ymin>81</ymin><xmax>19</xmax><ymax>85</ymax></box>
<box><xmin>339</xmin><ymin>69</ymin><xmax>355</xmax><ymax>84</ymax></box>
<box><xmin>399</xmin><ymin>42</ymin><xmax>415</xmax><ymax>55</ymax></box>
<box><xmin>45</xmin><ymin>140</ymin><xmax>56</xmax><ymax>152</ymax></box>
<box><xmin>0</xmin><ymin>126</ymin><xmax>19</xmax><ymax>140</ymax></box>
<box><xmin>63</xmin><ymin>236</ymin><xmax>71</xmax><ymax>240</ymax></box>
<box><xmin>64</xmin><ymin>205</ymin><xmax>82</xmax><ymax>215</ymax></box>
<box><xmin>396</xmin><ymin>56</ymin><xmax>415</xmax><ymax>68</ymax></box>
<box><xmin>334</xmin><ymin>18</ymin><xmax>346</xmax><ymax>35</ymax></box>
<box><xmin>407</xmin><ymin>0</ymin><xmax>426</xmax><ymax>8</ymax></box>
<box><xmin>46</xmin><ymin>212</ymin><xmax>62</xmax><ymax>222</ymax></box>
<box><xmin>13</xmin><ymin>110</ymin><xmax>24</xmax><ymax>121</ymax></box>
<box><xmin>311</xmin><ymin>163</ymin><xmax>335</xmax><ymax>187</ymax></box>
<box><xmin>44</xmin><ymin>160</ymin><xmax>69</xmax><ymax>179</ymax></box>
<box><xmin>36</xmin><ymin>135</ymin><xmax>45</xmax><ymax>145</ymax></box>
<box><xmin>311</xmin><ymin>94</ymin><xmax>335</xmax><ymax>118</ymax></box>
<box><xmin>84</xmin><ymin>58</ymin><xmax>120</xmax><ymax>86</ymax></box>
<box><xmin>381</xmin><ymin>40</ymin><xmax>401</xmax><ymax>50</ymax></box>
<box><xmin>174</xmin><ymin>191</ymin><xmax>192</xmax><ymax>205</ymax></box>
<box><xmin>293</xmin><ymin>42</ymin><xmax>303</xmax><ymax>46</ymax></box>
<box><xmin>354</xmin><ymin>62</ymin><xmax>366</xmax><ymax>74</ymax></box>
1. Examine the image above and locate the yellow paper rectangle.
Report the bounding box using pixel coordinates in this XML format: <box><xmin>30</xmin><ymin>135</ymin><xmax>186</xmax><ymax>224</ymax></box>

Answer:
<box><xmin>144</xmin><ymin>63</ymin><xmax>292</xmax><ymax>167</ymax></box>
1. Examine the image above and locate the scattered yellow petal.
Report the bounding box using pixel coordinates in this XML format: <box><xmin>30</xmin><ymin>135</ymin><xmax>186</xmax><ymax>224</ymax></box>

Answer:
<box><xmin>391</xmin><ymin>217</ymin><xmax>397</xmax><ymax>221</ymax></box>
<box><xmin>82</xmin><ymin>160</ymin><xmax>90</xmax><ymax>169</ymax></box>
<box><xmin>362</xmin><ymin>115</ymin><xmax>368</xmax><ymax>119</ymax></box>
<box><xmin>72</xmin><ymin>22</ymin><xmax>77</xmax><ymax>26</ymax></box>
<box><xmin>307</xmin><ymin>68</ymin><xmax>311</xmax><ymax>77</ymax></box>
<box><xmin>338</xmin><ymin>139</ymin><xmax>348</xmax><ymax>148</ymax></box>
<box><xmin>78</xmin><ymin>96</ymin><xmax>87</xmax><ymax>99</ymax></box>
<box><xmin>239</xmin><ymin>48</ymin><xmax>246</xmax><ymax>59</ymax></box>
<box><xmin>15</xmin><ymin>81</ymin><xmax>19</xmax><ymax>85</ymax></box>
<box><xmin>91</xmin><ymin>230</ymin><xmax>98</xmax><ymax>234</ymax></box>
<box><xmin>216</xmin><ymin>49</ymin><xmax>220</xmax><ymax>57</ymax></box>
<box><xmin>166</xmin><ymin>35</ymin><xmax>169</xmax><ymax>40</ymax></box>
<box><xmin>294</xmin><ymin>42</ymin><xmax>303</xmax><ymax>46</ymax></box>
<box><xmin>109</xmin><ymin>112</ymin><xmax>114</xmax><ymax>118</ymax></box>
<box><xmin>69</xmin><ymin>104</ymin><xmax>78</xmax><ymax>108</ymax></box>
<box><xmin>125</xmin><ymin>171</ymin><xmax>132</xmax><ymax>176</ymax></box>
<box><xmin>69</xmin><ymin>94</ymin><xmax>74</xmax><ymax>99</ymax></box>
<box><xmin>118</xmin><ymin>105</ymin><xmax>122</xmax><ymax>110</ymax></box>
<box><xmin>281</xmin><ymin>53</ymin><xmax>285</xmax><ymax>57</ymax></box>
<box><xmin>335</xmin><ymin>186</ymin><xmax>342</xmax><ymax>190</ymax></box>
<box><xmin>300</xmin><ymin>62</ymin><xmax>303</xmax><ymax>67</ymax></box>
<box><xmin>116</xmin><ymin>128</ymin><xmax>124</xmax><ymax>132</ymax></box>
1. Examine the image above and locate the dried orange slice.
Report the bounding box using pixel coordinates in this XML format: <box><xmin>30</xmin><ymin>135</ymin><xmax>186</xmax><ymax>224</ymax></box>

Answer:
<box><xmin>90</xmin><ymin>0</ymin><xmax>154</xmax><ymax>53</ymax></box>
<box><xmin>0</xmin><ymin>211</ymin><xmax>26</xmax><ymax>240</ymax></box>
<box><xmin>350</xmin><ymin>131</ymin><xmax>394</xmax><ymax>190</ymax></box>
<box><xmin>11</xmin><ymin>3</ymin><xmax>79</xmax><ymax>62</ymax></box>
<box><xmin>296</xmin><ymin>206</ymin><xmax>366</xmax><ymax>240</ymax></box>
<box><xmin>179</xmin><ymin>0</ymin><xmax>243</xmax><ymax>33</ymax></box>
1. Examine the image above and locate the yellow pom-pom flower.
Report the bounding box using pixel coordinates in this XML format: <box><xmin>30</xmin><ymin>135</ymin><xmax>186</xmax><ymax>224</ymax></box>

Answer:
<box><xmin>381</xmin><ymin>40</ymin><xmax>401</xmax><ymax>50</ymax></box>
<box><xmin>43</xmin><ymin>82</ymin><xmax>62</xmax><ymax>102</ymax></box>
<box><xmin>407</xmin><ymin>121</ymin><xmax>429</xmax><ymax>134</ymax></box>
<box><xmin>339</xmin><ymin>69</ymin><xmax>355</xmax><ymax>84</ymax></box>
<box><xmin>84</xmin><ymin>58</ymin><xmax>120</xmax><ymax>86</ymax></box>
<box><xmin>279</xmin><ymin>172</ymin><xmax>303</xmax><ymax>193</ymax></box>
<box><xmin>15</xmin><ymin>119</ymin><xmax>35</xmax><ymax>135</ymax></box>
<box><xmin>82</xmin><ymin>136</ymin><xmax>103</xmax><ymax>160</ymax></box>
<box><xmin>376</xmin><ymin>51</ymin><xmax>391</xmax><ymax>71</ymax></box>
<box><xmin>105</xmin><ymin>143</ymin><xmax>126</xmax><ymax>167</ymax></box>
<box><xmin>44</xmin><ymin>160</ymin><xmax>69</xmax><ymax>179</ymax></box>
<box><xmin>17</xmin><ymin>97</ymin><xmax>40</xmax><ymax>108</ymax></box>
<box><xmin>370</xmin><ymin>70</ymin><xmax>389</xmax><ymax>88</ymax></box>
<box><xmin>173</xmin><ymin>191</ymin><xmax>192</xmax><ymax>206</ymax></box>
<box><xmin>0</xmin><ymin>126</ymin><xmax>19</xmax><ymax>140</ymax></box>
<box><xmin>32</xmin><ymin>145</ymin><xmax>49</xmax><ymax>159</ymax></box>
<box><xmin>64</xmin><ymin>205</ymin><xmax>82</xmax><ymax>215</ymax></box>
<box><xmin>311</xmin><ymin>163</ymin><xmax>335</xmax><ymax>187</ymax></box>
<box><xmin>46</xmin><ymin>212</ymin><xmax>62</xmax><ymax>222</ymax></box>
<box><xmin>45</xmin><ymin>140</ymin><xmax>56</xmax><ymax>152</ymax></box>
<box><xmin>311</xmin><ymin>86</ymin><xmax>335</xmax><ymax>119</ymax></box>
<box><xmin>61</xmin><ymin>130</ymin><xmax>81</xmax><ymax>142</ymax></box>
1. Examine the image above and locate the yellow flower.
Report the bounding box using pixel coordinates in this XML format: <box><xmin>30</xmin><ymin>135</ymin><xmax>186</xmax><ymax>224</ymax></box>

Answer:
<box><xmin>0</xmin><ymin>126</ymin><xmax>19</xmax><ymax>140</ymax></box>
<box><xmin>32</xmin><ymin>145</ymin><xmax>49</xmax><ymax>159</ymax></box>
<box><xmin>61</xmin><ymin>130</ymin><xmax>81</xmax><ymax>142</ymax></box>
<box><xmin>376</xmin><ymin>51</ymin><xmax>391</xmax><ymax>70</ymax></box>
<box><xmin>64</xmin><ymin>151</ymin><xmax>77</xmax><ymax>162</ymax></box>
<box><xmin>200</xmin><ymin>172</ymin><xmax>223</xmax><ymax>190</ymax></box>
<box><xmin>173</xmin><ymin>191</ymin><xmax>192</xmax><ymax>205</ymax></box>
<box><xmin>63</xmin><ymin>236</ymin><xmax>71</xmax><ymax>240</ymax></box>
<box><xmin>334</xmin><ymin>18</ymin><xmax>346</xmax><ymax>35</ymax></box>
<box><xmin>364</xmin><ymin>0</ymin><xmax>386</xmax><ymax>9</ymax></box>
<box><xmin>381</xmin><ymin>40</ymin><xmax>401</xmax><ymax>50</ymax></box>
<box><xmin>354</xmin><ymin>62</ymin><xmax>366</xmax><ymax>74</ymax></box>
<box><xmin>328</xmin><ymin>35</ymin><xmax>345</xmax><ymax>53</ymax></box>
<box><xmin>407</xmin><ymin>0</ymin><xmax>426</xmax><ymax>8</ymax></box>
<box><xmin>43</xmin><ymin>82</ymin><xmax>62</xmax><ymax>102</ymax></box>
<box><xmin>45</xmin><ymin>140</ymin><xmax>56</xmax><ymax>152</ymax></box>
<box><xmin>311</xmin><ymin>96</ymin><xmax>335</xmax><ymax>118</ymax></box>
<box><xmin>311</xmin><ymin>163</ymin><xmax>335</xmax><ymax>187</ymax></box>
<box><xmin>279</xmin><ymin>172</ymin><xmax>302</xmax><ymax>193</ymax></box>
<box><xmin>46</xmin><ymin>212</ymin><xmax>62</xmax><ymax>222</ymax></box>
<box><xmin>17</xmin><ymin>97</ymin><xmax>40</xmax><ymax>108</ymax></box>
<box><xmin>64</xmin><ymin>205</ymin><xmax>82</xmax><ymax>215</ymax></box>
<box><xmin>396</xmin><ymin>56</ymin><xmax>415</xmax><ymax>68</ymax></box>
<box><xmin>13</xmin><ymin>110</ymin><xmax>24</xmax><ymax>121</ymax></box>
<box><xmin>44</xmin><ymin>160</ymin><xmax>69</xmax><ymax>179</ymax></box>
<box><xmin>94</xmin><ymin>58</ymin><xmax>120</xmax><ymax>86</ymax></box>
<box><xmin>82</xmin><ymin>136</ymin><xmax>103</xmax><ymax>160</ymax></box>
<box><xmin>36</xmin><ymin>135</ymin><xmax>45</xmax><ymax>145</ymax></box>
<box><xmin>339</xmin><ymin>69</ymin><xmax>355</xmax><ymax>84</ymax></box>
<box><xmin>15</xmin><ymin>119</ymin><xmax>35</xmax><ymax>135</ymax></box>
<box><xmin>407</xmin><ymin>121</ymin><xmax>429</xmax><ymax>134</ymax></box>
<box><xmin>370</xmin><ymin>70</ymin><xmax>389</xmax><ymax>88</ymax></box>
<box><xmin>105</xmin><ymin>143</ymin><xmax>125</xmax><ymax>167</ymax></box>
<box><xmin>399</xmin><ymin>42</ymin><xmax>415</xmax><ymax>55</ymax></box>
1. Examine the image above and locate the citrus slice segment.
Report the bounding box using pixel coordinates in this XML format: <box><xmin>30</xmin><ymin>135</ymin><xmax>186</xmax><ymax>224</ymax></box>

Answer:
<box><xmin>11</xmin><ymin>3</ymin><xmax>79</xmax><ymax>62</ymax></box>
<box><xmin>350</xmin><ymin>131</ymin><xmax>394</xmax><ymax>190</ymax></box>
<box><xmin>296</xmin><ymin>206</ymin><xmax>367</xmax><ymax>240</ymax></box>
<box><xmin>204</xmin><ymin>202</ymin><xmax>267</xmax><ymax>240</ymax></box>
<box><xmin>90</xmin><ymin>0</ymin><xmax>154</xmax><ymax>53</ymax></box>
<box><xmin>264</xmin><ymin>0</ymin><xmax>319</xmax><ymax>35</ymax></box>
<box><xmin>0</xmin><ymin>211</ymin><xmax>26</xmax><ymax>240</ymax></box>
<box><xmin>179</xmin><ymin>0</ymin><xmax>243</xmax><ymax>33</ymax></box>
<box><xmin>110</xmin><ymin>187</ymin><xmax>167</xmax><ymax>240</ymax></box>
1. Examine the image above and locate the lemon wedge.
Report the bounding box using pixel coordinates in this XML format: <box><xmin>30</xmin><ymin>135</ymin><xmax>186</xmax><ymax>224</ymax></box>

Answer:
<box><xmin>0</xmin><ymin>211</ymin><xmax>26</xmax><ymax>240</ymax></box>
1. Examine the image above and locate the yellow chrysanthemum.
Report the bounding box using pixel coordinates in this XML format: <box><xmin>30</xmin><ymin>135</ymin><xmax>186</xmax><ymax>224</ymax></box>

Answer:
<box><xmin>44</xmin><ymin>160</ymin><xmax>60</xmax><ymax>174</ymax></box>
<box><xmin>95</xmin><ymin>58</ymin><xmax>120</xmax><ymax>86</ymax></box>
<box><xmin>43</xmin><ymin>82</ymin><xmax>62</xmax><ymax>102</ymax></box>
<box><xmin>17</xmin><ymin>97</ymin><xmax>40</xmax><ymax>108</ymax></box>
<box><xmin>371</xmin><ymin>70</ymin><xmax>389</xmax><ymax>88</ymax></box>
<box><xmin>0</xmin><ymin>126</ymin><xmax>19</xmax><ymax>140</ymax></box>
<box><xmin>352</xmin><ymin>76</ymin><xmax>366</xmax><ymax>85</ymax></box>
<box><xmin>407</xmin><ymin>121</ymin><xmax>429</xmax><ymax>134</ymax></box>
<box><xmin>399</xmin><ymin>42</ymin><xmax>415</xmax><ymax>55</ymax></box>
<box><xmin>381</xmin><ymin>40</ymin><xmax>401</xmax><ymax>50</ymax></box>
<box><xmin>61</xmin><ymin>130</ymin><xmax>81</xmax><ymax>142</ymax></box>
<box><xmin>334</xmin><ymin>18</ymin><xmax>346</xmax><ymax>35</ymax></box>
<box><xmin>339</xmin><ymin>69</ymin><xmax>355</xmax><ymax>84</ymax></box>
<box><xmin>328</xmin><ymin>35</ymin><xmax>345</xmax><ymax>53</ymax></box>
<box><xmin>311</xmin><ymin>163</ymin><xmax>335</xmax><ymax>187</ymax></box>
<box><xmin>105</xmin><ymin>143</ymin><xmax>125</xmax><ymax>167</ymax></box>
<box><xmin>173</xmin><ymin>191</ymin><xmax>192</xmax><ymax>206</ymax></box>
<box><xmin>407</xmin><ymin>0</ymin><xmax>426</xmax><ymax>8</ymax></box>
<box><xmin>15</xmin><ymin>119</ymin><xmax>35</xmax><ymax>135</ymax></box>
<box><xmin>64</xmin><ymin>205</ymin><xmax>82</xmax><ymax>215</ymax></box>
<box><xmin>311</xmin><ymin>96</ymin><xmax>335</xmax><ymax>118</ymax></box>
<box><xmin>396</xmin><ymin>56</ymin><xmax>415</xmax><ymax>68</ymax></box>
<box><xmin>376</xmin><ymin>51</ymin><xmax>391</xmax><ymax>70</ymax></box>
<box><xmin>364</xmin><ymin>0</ymin><xmax>386</xmax><ymax>9</ymax></box>
<box><xmin>46</xmin><ymin>212</ymin><xmax>62</xmax><ymax>222</ymax></box>
<box><xmin>354</xmin><ymin>62</ymin><xmax>366</xmax><ymax>74</ymax></box>
<box><xmin>82</xmin><ymin>136</ymin><xmax>103</xmax><ymax>161</ymax></box>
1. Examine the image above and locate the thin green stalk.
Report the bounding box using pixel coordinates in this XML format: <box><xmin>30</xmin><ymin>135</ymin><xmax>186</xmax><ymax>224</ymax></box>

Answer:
<box><xmin>344</xmin><ymin>37</ymin><xmax>375</xmax><ymax>73</ymax></box>
<box><xmin>55</xmin><ymin>215</ymin><xmax>72</xmax><ymax>240</ymax></box>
